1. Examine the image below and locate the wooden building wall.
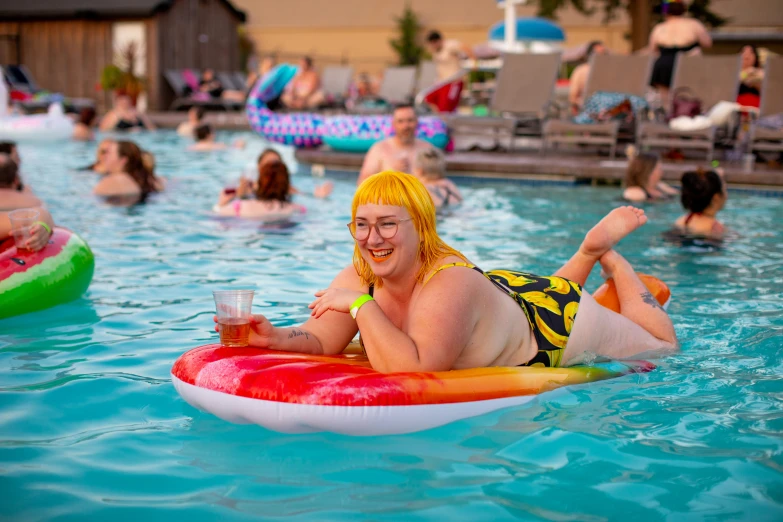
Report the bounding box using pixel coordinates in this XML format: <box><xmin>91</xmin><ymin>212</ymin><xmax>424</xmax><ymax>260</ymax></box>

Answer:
<box><xmin>153</xmin><ymin>0</ymin><xmax>242</xmax><ymax>110</ymax></box>
<box><xmin>0</xmin><ymin>20</ymin><xmax>113</xmax><ymax>112</ymax></box>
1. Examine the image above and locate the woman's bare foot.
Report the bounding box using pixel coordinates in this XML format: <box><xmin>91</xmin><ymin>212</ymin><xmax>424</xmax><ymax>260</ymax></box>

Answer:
<box><xmin>579</xmin><ymin>206</ymin><xmax>647</xmax><ymax>259</ymax></box>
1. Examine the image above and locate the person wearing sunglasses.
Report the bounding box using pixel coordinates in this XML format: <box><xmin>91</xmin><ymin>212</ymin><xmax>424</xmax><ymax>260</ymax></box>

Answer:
<box><xmin>216</xmin><ymin>171</ymin><xmax>676</xmax><ymax>372</ymax></box>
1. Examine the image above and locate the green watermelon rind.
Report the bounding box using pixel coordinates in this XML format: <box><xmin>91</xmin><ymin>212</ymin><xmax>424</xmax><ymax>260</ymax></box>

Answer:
<box><xmin>0</xmin><ymin>233</ymin><xmax>95</xmax><ymax>319</ymax></box>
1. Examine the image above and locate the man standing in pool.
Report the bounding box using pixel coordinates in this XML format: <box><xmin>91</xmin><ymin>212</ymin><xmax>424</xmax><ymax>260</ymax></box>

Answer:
<box><xmin>357</xmin><ymin>104</ymin><xmax>433</xmax><ymax>185</ymax></box>
<box><xmin>221</xmin><ymin>171</ymin><xmax>677</xmax><ymax>372</ymax></box>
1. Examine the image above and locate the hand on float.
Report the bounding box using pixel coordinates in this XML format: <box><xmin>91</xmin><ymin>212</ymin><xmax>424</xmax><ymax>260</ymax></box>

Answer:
<box><xmin>309</xmin><ymin>288</ymin><xmax>364</xmax><ymax>318</ymax></box>
<box><xmin>26</xmin><ymin>223</ymin><xmax>51</xmax><ymax>252</ymax></box>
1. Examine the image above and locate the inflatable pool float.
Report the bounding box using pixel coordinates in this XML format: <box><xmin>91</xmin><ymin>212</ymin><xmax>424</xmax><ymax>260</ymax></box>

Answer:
<box><xmin>0</xmin><ymin>103</ymin><xmax>74</xmax><ymax>142</ymax></box>
<box><xmin>0</xmin><ymin>227</ymin><xmax>94</xmax><ymax>319</ymax></box>
<box><xmin>322</xmin><ymin>114</ymin><xmax>450</xmax><ymax>153</ymax></box>
<box><xmin>256</xmin><ymin>64</ymin><xmax>298</xmax><ymax>103</ymax></box>
<box><xmin>246</xmin><ymin>65</ymin><xmax>324</xmax><ymax>148</ymax></box>
<box><xmin>172</xmin><ymin>275</ymin><xmax>670</xmax><ymax>435</ymax></box>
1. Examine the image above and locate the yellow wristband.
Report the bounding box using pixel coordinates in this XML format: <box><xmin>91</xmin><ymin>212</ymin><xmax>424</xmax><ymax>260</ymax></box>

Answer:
<box><xmin>35</xmin><ymin>221</ymin><xmax>52</xmax><ymax>234</ymax></box>
<box><xmin>349</xmin><ymin>294</ymin><xmax>374</xmax><ymax>319</ymax></box>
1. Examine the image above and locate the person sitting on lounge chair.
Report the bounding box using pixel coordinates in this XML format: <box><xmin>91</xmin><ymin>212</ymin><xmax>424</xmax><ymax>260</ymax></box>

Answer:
<box><xmin>281</xmin><ymin>56</ymin><xmax>325</xmax><ymax>110</ymax></box>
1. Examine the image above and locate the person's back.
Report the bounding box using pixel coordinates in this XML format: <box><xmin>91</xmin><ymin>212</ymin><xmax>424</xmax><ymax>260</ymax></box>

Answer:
<box><xmin>215</xmin><ymin>159</ymin><xmax>304</xmax><ymax>219</ymax></box>
<box><xmin>413</xmin><ymin>148</ymin><xmax>462</xmax><ymax>209</ymax></box>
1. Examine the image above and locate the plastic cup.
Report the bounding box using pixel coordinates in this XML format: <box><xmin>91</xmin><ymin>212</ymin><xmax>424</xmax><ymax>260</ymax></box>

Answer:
<box><xmin>8</xmin><ymin>208</ymin><xmax>39</xmax><ymax>250</ymax></box>
<box><xmin>213</xmin><ymin>290</ymin><xmax>254</xmax><ymax>347</ymax></box>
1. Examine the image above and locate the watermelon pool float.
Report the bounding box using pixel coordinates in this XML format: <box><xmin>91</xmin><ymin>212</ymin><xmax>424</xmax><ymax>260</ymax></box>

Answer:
<box><xmin>0</xmin><ymin>227</ymin><xmax>94</xmax><ymax>319</ymax></box>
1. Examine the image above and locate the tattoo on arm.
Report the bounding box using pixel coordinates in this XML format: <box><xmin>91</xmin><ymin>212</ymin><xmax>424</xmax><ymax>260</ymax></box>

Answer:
<box><xmin>641</xmin><ymin>291</ymin><xmax>664</xmax><ymax>311</ymax></box>
<box><xmin>287</xmin><ymin>329</ymin><xmax>310</xmax><ymax>340</ymax></box>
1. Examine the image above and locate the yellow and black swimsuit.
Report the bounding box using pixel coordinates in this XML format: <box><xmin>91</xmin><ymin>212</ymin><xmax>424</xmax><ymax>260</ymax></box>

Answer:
<box><xmin>423</xmin><ymin>263</ymin><xmax>583</xmax><ymax>367</ymax></box>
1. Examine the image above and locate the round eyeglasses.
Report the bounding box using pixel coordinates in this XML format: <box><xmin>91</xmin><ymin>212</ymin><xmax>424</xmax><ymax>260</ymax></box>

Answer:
<box><xmin>346</xmin><ymin>217</ymin><xmax>413</xmax><ymax>241</ymax></box>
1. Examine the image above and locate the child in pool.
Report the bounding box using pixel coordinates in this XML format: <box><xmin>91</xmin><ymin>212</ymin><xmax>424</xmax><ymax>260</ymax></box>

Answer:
<box><xmin>674</xmin><ymin>168</ymin><xmax>726</xmax><ymax>237</ymax></box>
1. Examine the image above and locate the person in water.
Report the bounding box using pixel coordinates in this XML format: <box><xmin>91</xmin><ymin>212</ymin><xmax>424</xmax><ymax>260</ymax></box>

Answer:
<box><xmin>234</xmin><ymin>148</ymin><xmax>333</xmax><ymax>200</ymax></box>
<box><xmin>99</xmin><ymin>95</ymin><xmax>156</xmax><ymax>132</ymax></box>
<box><xmin>674</xmin><ymin>168</ymin><xmax>726</xmax><ymax>237</ymax></box>
<box><xmin>215</xmin><ymin>160</ymin><xmax>306</xmax><ymax>219</ymax></box>
<box><xmin>648</xmin><ymin>0</ymin><xmax>712</xmax><ymax>105</ymax></box>
<box><xmin>413</xmin><ymin>148</ymin><xmax>462</xmax><ymax>209</ymax></box>
<box><xmin>177</xmin><ymin>106</ymin><xmax>205</xmax><ymax>137</ymax></box>
<box><xmin>188</xmin><ymin>124</ymin><xmax>245</xmax><ymax>151</ymax></box>
<box><xmin>358</xmin><ymin>104</ymin><xmax>432</xmax><ymax>185</ymax></box>
<box><xmin>216</xmin><ymin>171</ymin><xmax>677</xmax><ymax>373</ymax></box>
<box><xmin>72</xmin><ymin>107</ymin><xmax>97</xmax><ymax>141</ymax></box>
<box><xmin>0</xmin><ymin>153</ymin><xmax>54</xmax><ymax>251</ymax></box>
<box><xmin>623</xmin><ymin>147</ymin><xmax>678</xmax><ymax>202</ymax></box>
<box><xmin>93</xmin><ymin>140</ymin><xmax>164</xmax><ymax>202</ymax></box>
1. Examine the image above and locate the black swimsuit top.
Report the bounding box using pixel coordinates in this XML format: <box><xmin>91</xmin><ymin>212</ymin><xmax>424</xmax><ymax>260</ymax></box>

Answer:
<box><xmin>115</xmin><ymin>117</ymin><xmax>144</xmax><ymax>131</ymax></box>
<box><xmin>658</xmin><ymin>42</ymin><xmax>700</xmax><ymax>55</ymax></box>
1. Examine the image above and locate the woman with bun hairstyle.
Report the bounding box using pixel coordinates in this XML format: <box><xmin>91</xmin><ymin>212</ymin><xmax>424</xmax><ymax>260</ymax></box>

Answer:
<box><xmin>674</xmin><ymin>168</ymin><xmax>726</xmax><ymax>237</ymax></box>
<box><xmin>623</xmin><ymin>146</ymin><xmax>678</xmax><ymax>202</ymax></box>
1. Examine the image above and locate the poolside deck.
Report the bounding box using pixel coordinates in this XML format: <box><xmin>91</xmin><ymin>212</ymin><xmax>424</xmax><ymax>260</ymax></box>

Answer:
<box><xmin>296</xmin><ymin>149</ymin><xmax>783</xmax><ymax>189</ymax></box>
<box><xmin>148</xmin><ymin>111</ymin><xmax>783</xmax><ymax>190</ymax></box>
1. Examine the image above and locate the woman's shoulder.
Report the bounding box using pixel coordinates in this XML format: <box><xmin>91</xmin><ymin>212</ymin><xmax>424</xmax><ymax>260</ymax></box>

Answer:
<box><xmin>94</xmin><ymin>173</ymin><xmax>140</xmax><ymax>195</ymax></box>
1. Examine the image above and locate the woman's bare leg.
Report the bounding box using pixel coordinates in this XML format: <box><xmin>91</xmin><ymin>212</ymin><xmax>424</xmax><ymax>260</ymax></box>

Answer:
<box><xmin>554</xmin><ymin>206</ymin><xmax>648</xmax><ymax>286</ymax></box>
<box><xmin>599</xmin><ymin>249</ymin><xmax>677</xmax><ymax>345</ymax></box>
<box><xmin>563</xmin><ymin>291</ymin><xmax>676</xmax><ymax>365</ymax></box>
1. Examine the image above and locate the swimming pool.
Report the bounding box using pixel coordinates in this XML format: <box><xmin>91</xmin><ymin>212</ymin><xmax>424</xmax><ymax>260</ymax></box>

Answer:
<box><xmin>2</xmin><ymin>130</ymin><xmax>782</xmax><ymax>521</ymax></box>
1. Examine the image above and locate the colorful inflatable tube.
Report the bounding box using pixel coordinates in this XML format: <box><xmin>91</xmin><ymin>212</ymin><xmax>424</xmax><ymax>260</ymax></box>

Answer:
<box><xmin>172</xmin><ymin>276</ymin><xmax>670</xmax><ymax>435</ymax></box>
<box><xmin>322</xmin><ymin>115</ymin><xmax>450</xmax><ymax>153</ymax></box>
<box><xmin>0</xmin><ymin>228</ymin><xmax>94</xmax><ymax>319</ymax></box>
<box><xmin>245</xmin><ymin>64</ymin><xmax>450</xmax><ymax>152</ymax></box>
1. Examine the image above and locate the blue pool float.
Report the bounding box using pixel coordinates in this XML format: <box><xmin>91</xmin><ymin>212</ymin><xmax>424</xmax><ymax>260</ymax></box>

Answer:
<box><xmin>256</xmin><ymin>64</ymin><xmax>298</xmax><ymax>103</ymax></box>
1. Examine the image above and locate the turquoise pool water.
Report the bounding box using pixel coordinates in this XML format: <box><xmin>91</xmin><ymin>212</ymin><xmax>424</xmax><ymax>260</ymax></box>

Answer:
<box><xmin>2</xmin><ymin>131</ymin><xmax>782</xmax><ymax>521</ymax></box>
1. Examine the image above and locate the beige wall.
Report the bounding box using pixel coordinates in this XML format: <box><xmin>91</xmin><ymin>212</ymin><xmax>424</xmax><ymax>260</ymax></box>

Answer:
<box><xmin>233</xmin><ymin>0</ymin><xmax>630</xmax><ymax>75</ymax></box>
<box><xmin>709</xmin><ymin>0</ymin><xmax>783</xmax><ymax>28</ymax></box>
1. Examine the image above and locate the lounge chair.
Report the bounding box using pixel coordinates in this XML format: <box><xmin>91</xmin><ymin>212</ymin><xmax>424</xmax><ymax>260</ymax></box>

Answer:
<box><xmin>413</xmin><ymin>61</ymin><xmax>438</xmax><ymax>105</ymax></box>
<box><xmin>449</xmin><ymin>53</ymin><xmax>561</xmax><ymax>151</ymax></box>
<box><xmin>217</xmin><ymin>71</ymin><xmax>243</xmax><ymax>91</ymax></box>
<box><xmin>320</xmin><ymin>65</ymin><xmax>354</xmax><ymax>108</ymax></box>
<box><xmin>749</xmin><ymin>55</ymin><xmax>783</xmax><ymax>157</ymax></box>
<box><xmin>233</xmin><ymin>71</ymin><xmax>249</xmax><ymax>92</ymax></box>
<box><xmin>163</xmin><ymin>69</ymin><xmax>240</xmax><ymax>111</ymax></box>
<box><xmin>350</xmin><ymin>65</ymin><xmax>417</xmax><ymax>113</ymax></box>
<box><xmin>543</xmin><ymin>53</ymin><xmax>654</xmax><ymax>158</ymax></box>
<box><xmin>2</xmin><ymin>65</ymin><xmax>94</xmax><ymax>114</ymax></box>
<box><xmin>636</xmin><ymin>54</ymin><xmax>742</xmax><ymax>161</ymax></box>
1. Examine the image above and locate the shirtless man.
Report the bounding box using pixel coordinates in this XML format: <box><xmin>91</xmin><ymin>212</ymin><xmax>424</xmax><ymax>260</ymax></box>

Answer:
<box><xmin>357</xmin><ymin>104</ymin><xmax>432</xmax><ymax>185</ymax></box>
<box><xmin>281</xmin><ymin>56</ymin><xmax>325</xmax><ymax>110</ymax></box>
<box><xmin>568</xmin><ymin>41</ymin><xmax>607</xmax><ymax>116</ymax></box>
<box><xmin>424</xmin><ymin>31</ymin><xmax>474</xmax><ymax>113</ymax></box>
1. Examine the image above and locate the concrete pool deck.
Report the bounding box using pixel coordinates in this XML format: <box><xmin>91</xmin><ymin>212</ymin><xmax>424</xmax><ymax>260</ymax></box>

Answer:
<box><xmin>148</xmin><ymin>111</ymin><xmax>783</xmax><ymax>190</ymax></box>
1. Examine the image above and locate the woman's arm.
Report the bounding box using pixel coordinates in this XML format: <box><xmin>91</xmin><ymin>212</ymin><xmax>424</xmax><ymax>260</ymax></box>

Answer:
<box><xmin>99</xmin><ymin>112</ymin><xmax>118</xmax><ymax>131</ymax></box>
<box><xmin>240</xmin><ymin>265</ymin><xmax>362</xmax><ymax>355</ymax></box>
<box><xmin>310</xmin><ymin>268</ymin><xmax>479</xmax><ymax>372</ymax></box>
<box><xmin>695</xmin><ymin>21</ymin><xmax>712</xmax><ymax>48</ymax></box>
<box><xmin>357</xmin><ymin>269</ymin><xmax>478</xmax><ymax>372</ymax></box>
<box><xmin>138</xmin><ymin>112</ymin><xmax>157</xmax><ymax>131</ymax></box>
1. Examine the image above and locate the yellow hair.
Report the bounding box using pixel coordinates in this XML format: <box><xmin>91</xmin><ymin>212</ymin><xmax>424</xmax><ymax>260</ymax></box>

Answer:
<box><xmin>351</xmin><ymin>171</ymin><xmax>466</xmax><ymax>288</ymax></box>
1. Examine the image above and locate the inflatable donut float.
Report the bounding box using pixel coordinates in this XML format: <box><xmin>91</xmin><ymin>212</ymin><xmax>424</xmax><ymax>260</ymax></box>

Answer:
<box><xmin>321</xmin><ymin>114</ymin><xmax>450</xmax><ymax>153</ymax></box>
<box><xmin>0</xmin><ymin>227</ymin><xmax>94</xmax><ymax>319</ymax></box>
<box><xmin>172</xmin><ymin>275</ymin><xmax>670</xmax><ymax>435</ymax></box>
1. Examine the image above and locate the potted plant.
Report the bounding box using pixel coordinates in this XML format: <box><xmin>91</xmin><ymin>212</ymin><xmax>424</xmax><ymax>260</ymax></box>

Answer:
<box><xmin>100</xmin><ymin>41</ymin><xmax>145</xmax><ymax>105</ymax></box>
